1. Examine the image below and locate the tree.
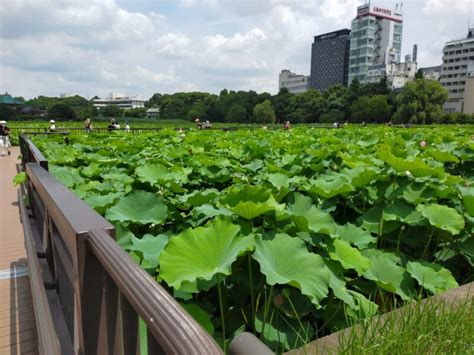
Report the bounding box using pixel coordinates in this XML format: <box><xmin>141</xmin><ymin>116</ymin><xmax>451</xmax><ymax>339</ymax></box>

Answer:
<box><xmin>48</xmin><ymin>103</ymin><xmax>77</xmax><ymax>120</ymax></box>
<box><xmin>321</xmin><ymin>84</ymin><xmax>349</xmax><ymax>122</ymax></box>
<box><xmin>415</xmin><ymin>69</ymin><xmax>424</xmax><ymax>80</ymax></box>
<box><xmin>272</xmin><ymin>88</ymin><xmax>292</xmax><ymax>122</ymax></box>
<box><xmin>101</xmin><ymin>105</ymin><xmax>122</xmax><ymax>118</ymax></box>
<box><xmin>394</xmin><ymin>79</ymin><xmax>448</xmax><ymax>124</ymax></box>
<box><xmin>350</xmin><ymin>95</ymin><xmax>392</xmax><ymax>123</ymax></box>
<box><xmin>253</xmin><ymin>99</ymin><xmax>276</xmax><ymax>124</ymax></box>
<box><xmin>227</xmin><ymin>104</ymin><xmax>248</xmax><ymax>122</ymax></box>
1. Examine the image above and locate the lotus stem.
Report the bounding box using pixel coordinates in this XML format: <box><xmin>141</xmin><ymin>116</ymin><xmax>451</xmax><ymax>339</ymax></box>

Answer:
<box><xmin>248</xmin><ymin>254</ymin><xmax>255</xmax><ymax>333</ymax></box>
<box><xmin>218</xmin><ymin>282</ymin><xmax>227</xmax><ymax>351</ymax></box>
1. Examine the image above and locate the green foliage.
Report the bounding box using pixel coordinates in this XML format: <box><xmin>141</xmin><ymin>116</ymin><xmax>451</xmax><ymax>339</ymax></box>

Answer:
<box><xmin>253</xmin><ymin>99</ymin><xmax>276</xmax><ymax>123</ymax></box>
<box><xmin>100</xmin><ymin>105</ymin><xmax>123</xmax><ymax>118</ymax></box>
<box><xmin>48</xmin><ymin>103</ymin><xmax>77</xmax><ymax>120</ymax></box>
<box><xmin>350</xmin><ymin>95</ymin><xmax>392</xmax><ymax>123</ymax></box>
<box><xmin>33</xmin><ymin>126</ymin><xmax>473</xmax><ymax>352</ymax></box>
<box><xmin>394</xmin><ymin>79</ymin><xmax>448</xmax><ymax>124</ymax></box>
<box><xmin>226</xmin><ymin>104</ymin><xmax>248</xmax><ymax>122</ymax></box>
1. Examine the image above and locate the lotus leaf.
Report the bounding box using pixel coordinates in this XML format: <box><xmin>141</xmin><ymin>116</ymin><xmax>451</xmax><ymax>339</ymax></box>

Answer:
<box><xmin>417</xmin><ymin>203</ymin><xmax>465</xmax><ymax>235</ymax></box>
<box><xmin>253</xmin><ymin>234</ymin><xmax>330</xmax><ymax>307</ymax></box>
<box><xmin>105</xmin><ymin>190</ymin><xmax>168</xmax><ymax>225</ymax></box>
<box><xmin>328</xmin><ymin>239</ymin><xmax>371</xmax><ymax>275</ymax></box>
<box><xmin>406</xmin><ymin>260</ymin><xmax>458</xmax><ymax>294</ymax></box>
<box><xmin>131</xmin><ymin>234</ymin><xmax>169</xmax><ymax>268</ymax></box>
<box><xmin>160</xmin><ymin>218</ymin><xmax>253</xmax><ymax>292</ymax></box>
<box><xmin>362</xmin><ymin>249</ymin><xmax>415</xmax><ymax>300</ymax></box>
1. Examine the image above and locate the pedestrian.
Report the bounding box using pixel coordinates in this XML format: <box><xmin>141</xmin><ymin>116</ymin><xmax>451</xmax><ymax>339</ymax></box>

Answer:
<box><xmin>49</xmin><ymin>119</ymin><xmax>56</xmax><ymax>132</ymax></box>
<box><xmin>0</xmin><ymin>120</ymin><xmax>11</xmax><ymax>156</ymax></box>
<box><xmin>283</xmin><ymin>121</ymin><xmax>291</xmax><ymax>130</ymax></box>
<box><xmin>108</xmin><ymin>119</ymin><xmax>117</xmax><ymax>131</ymax></box>
<box><xmin>194</xmin><ymin>118</ymin><xmax>203</xmax><ymax>129</ymax></box>
<box><xmin>84</xmin><ymin>118</ymin><xmax>93</xmax><ymax>132</ymax></box>
<box><xmin>124</xmin><ymin>121</ymin><xmax>130</xmax><ymax>132</ymax></box>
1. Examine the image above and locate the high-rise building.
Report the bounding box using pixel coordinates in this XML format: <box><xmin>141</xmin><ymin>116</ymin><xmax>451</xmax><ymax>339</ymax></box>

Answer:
<box><xmin>278</xmin><ymin>70</ymin><xmax>309</xmax><ymax>94</ymax></box>
<box><xmin>440</xmin><ymin>28</ymin><xmax>474</xmax><ymax>114</ymax></box>
<box><xmin>348</xmin><ymin>2</ymin><xmax>403</xmax><ymax>84</ymax></box>
<box><xmin>309</xmin><ymin>29</ymin><xmax>351</xmax><ymax>91</ymax></box>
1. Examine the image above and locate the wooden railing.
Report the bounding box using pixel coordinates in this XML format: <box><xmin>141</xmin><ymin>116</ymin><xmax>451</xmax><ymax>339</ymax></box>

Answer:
<box><xmin>19</xmin><ymin>134</ymin><xmax>223</xmax><ymax>354</ymax></box>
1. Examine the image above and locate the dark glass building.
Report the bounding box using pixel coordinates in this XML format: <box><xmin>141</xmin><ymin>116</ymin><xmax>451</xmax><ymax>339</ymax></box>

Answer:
<box><xmin>310</xmin><ymin>29</ymin><xmax>351</xmax><ymax>91</ymax></box>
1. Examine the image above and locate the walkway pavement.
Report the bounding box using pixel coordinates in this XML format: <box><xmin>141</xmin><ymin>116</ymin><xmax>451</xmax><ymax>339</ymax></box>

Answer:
<box><xmin>0</xmin><ymin>146</ymin><xmax>38</xmax><ymax>354</ymax></box>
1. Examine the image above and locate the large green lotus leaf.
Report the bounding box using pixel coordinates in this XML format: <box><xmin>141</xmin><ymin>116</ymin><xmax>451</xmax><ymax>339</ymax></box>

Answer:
<box><xmin>253</xmin><ymin>234</ymin><xmax>330</xmax><ymax>307</ymax></box>
<box><xmin>308</xmin><ymin>175</ymin><xmax>353</xmax><ymax>199</ymax></box>
<box><xmin>245</xmin><ymin>159</ymin><xmax>264</xmax><ymax>172</ymax></box>
<box><xmin>427</xmin><ymin>149</ymin><xmax>459</xmax><ymax>163</ymax></box>
<box><xmin>254</xmin><ymin>311</ymin><xmax>315</xmax><ymax>351</ymax></box>
<box><xmin>50</xmin><ymin>165</ymin><xmax>85</xmax><ymax>188</ymax></box>
<box><xmin>341</xmin><ymin>166</ymin><xmax>378</xmax><ymax>188</ymax></box>
<box><xmin>334</xmin><ymin>224</ymin><xmax>375</xmax><ymax>249</ymax></box>
<box><xmin>406</xmin><ymin>260</ymin><xmax>458</xmax><ymax>294</ymax></box>
<box><xmin>458</xmin><ymin>186</ymin><xmax>474</xmax><ymax>217</ymax></box>
<box><xmin>383</xmin><ymin>200</ymin><xmax>416</xmax><ymax>222</ymax></box>
<box><xmin>220</xmin><ymin>185</ymin><xmax>272</xmax><ymax>206</ymax></box>
<box><xmin>180</xmin><ymin>303</ymin><xmax>214</xmax><ymax>335</ymax></box>
<box><xmin>378</xmin><ymin>148</ymin><xmax>412</xmax><ymax>172</ymax></box>
<box><xmin>287</xmin><ymin>193</ymin><xmax>336</xmax><ymax>235</ymax></box>
<box><xmin>345</xmin><ymin>290</ymin><xmax>378</xmax><ymax>320</ymax></box>
<box><xmin>178</xmin><ymin>189</ymin><xmax>219</xmax><ymax>207</ymax></box>
<box><xmin>324</xmin><ymin>259</ymin><xmax>356</xmax><ymax>309</ymax></box>
<box><xmin>267</xmin><ymin>173</ymin><xmax>290</xmax><ymax>190</ymax></box>
<box><xmin>417</xmin><ymin>203</ymin><xmax>465</xmax><ymax>235</ymax></box>
<box><xmin>192</xmin><ymin>204</ymin><xmax>233</xmax><ymax>220</ymax></box>
<box><xmin>379</xmin><ymin>149</ymin><xmax>441</xmax><ymax>178</ymax></box>
<box><xmin>81</xmin><ymin>163</ymin><xmax>102</xmax><ymax>178</ymax></box>
<box><xmin>105</xmin><ymin>190</ymin><xmax>168</xmax><ymax>225</ymax></box>
<box><xmin>160</xmin><ymin>218</ymin><xmax>253</xmax><ymax>292</ymax></box>
<box><xmin>402</xmin><ymin>184</ymin><xmax>434</xmax><ymax>204</ymax></box>
<box><xmin>328</xmin><ymin>239</ymin><xmax>371</xmax><ymax>275</ymax></box>
<box><xmin>135</xmin><ymin>163</ymin><xmax>189</xmax><ymax>186</ymax></box>
<box><xmin>84</xmin><ymin>192</ymin><xmax>122</xmax><ymax>214</ymax></box>
<box><xmin>229</xmin><ymin>197</ymin><xmax>283</xmax><ymax>220</ymax></box>
<box><xmin>115</xmin><ymin>223</ymin><xmax>134</xmax><ymax>249</ymax></box>
<box><xmin>362</xmin><ymin>249</ymin><xmax>415</xmax><ymax>300</ymax></box>
<box><xmin>131</xmin><ymin>234</ymin><xmax>169</xmax><ymax>268</ymax></box>
<box><xmin>47</xmin><ymin>146</ymin><xmax>78</xmax><ymax>164</ymax></box>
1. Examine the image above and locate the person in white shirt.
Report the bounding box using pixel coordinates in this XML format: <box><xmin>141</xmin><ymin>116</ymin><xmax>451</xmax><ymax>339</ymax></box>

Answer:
<box><xmin>49</xmin><ymin>120</ymin><xmax>56</xmax><ymax>132</ymax></box>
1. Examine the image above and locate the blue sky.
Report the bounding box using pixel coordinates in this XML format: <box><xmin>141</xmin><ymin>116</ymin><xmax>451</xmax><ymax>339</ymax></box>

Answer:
<box><xmin>1</xmin><ymin>0</ymin><xmax>473</xmax><ymax>100</ymax></box>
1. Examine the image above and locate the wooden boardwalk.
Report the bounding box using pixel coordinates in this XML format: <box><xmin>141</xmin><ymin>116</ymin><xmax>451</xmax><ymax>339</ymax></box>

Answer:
<box><xmin>0</xmin><ymin>146</ymin><xmax>38</xmax><ymax>354</ymax></box>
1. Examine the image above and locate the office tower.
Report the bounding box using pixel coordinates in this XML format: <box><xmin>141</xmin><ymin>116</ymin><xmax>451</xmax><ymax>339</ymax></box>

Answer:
<box><xmin>440</xmin><ymin>28</ymin><xmax>474</xmax><ymax>113</ymax></box>
<box><xmin>348</xmin><ymin>2</ymin><xmax>403</xmax><ymax>84</ymax></box>
<box><xmin>310</xmin><ymin>29</ymin><xmax>351</xmax><ymax>91</ymax></box>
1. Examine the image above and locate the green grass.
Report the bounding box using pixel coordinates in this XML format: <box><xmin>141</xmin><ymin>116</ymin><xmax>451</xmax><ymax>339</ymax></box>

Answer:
<box><xmin>338</xmin><ymin>298</ymin><xmax>474</xmax><ymax>354</ymax></box>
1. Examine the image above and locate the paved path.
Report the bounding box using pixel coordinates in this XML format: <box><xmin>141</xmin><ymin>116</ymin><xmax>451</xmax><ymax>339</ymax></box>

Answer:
<box><xmin>0</xmin><ymin>146</ymin><xmax>38</xmax><ymax>354</ymax></box>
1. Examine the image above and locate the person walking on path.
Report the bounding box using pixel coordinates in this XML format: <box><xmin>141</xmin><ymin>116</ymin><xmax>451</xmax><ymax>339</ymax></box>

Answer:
<box><xmin>49</xmin><ymin>119</ymin><xmax>56</xmax><ymax>132</ymax></box>
<box><xmin>0</xmin><ymin>120</ymin><xmax>11</xmax><ymax>156</ymax></box>
<box><xmin>84</xmin><ymin>118</ymin><xmax>93</xmax><ymax>132</ymax></box>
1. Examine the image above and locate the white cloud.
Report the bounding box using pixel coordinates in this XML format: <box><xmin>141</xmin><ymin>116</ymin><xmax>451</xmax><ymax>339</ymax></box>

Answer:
<box><xmin>1</xmin><ymin>0</ymin><xmax>473</xmax><ymax>99</ymax></box>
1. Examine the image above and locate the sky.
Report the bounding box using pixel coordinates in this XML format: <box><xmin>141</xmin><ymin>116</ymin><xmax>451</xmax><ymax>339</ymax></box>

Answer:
<box><xmin>1</xmin><ymin>0</ymin><xmax>474</xmax><ymax>100</ymax></box>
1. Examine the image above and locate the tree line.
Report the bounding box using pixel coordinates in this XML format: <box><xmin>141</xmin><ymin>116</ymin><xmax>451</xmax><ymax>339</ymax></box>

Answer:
<box><xmin>1</xmin><ymin>78</ymin><xmax>473</xmax><ymax>124</ymax></box>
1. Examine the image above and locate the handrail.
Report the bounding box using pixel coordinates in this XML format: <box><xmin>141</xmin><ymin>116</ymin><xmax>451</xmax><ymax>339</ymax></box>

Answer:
<box><xmin>87</xmin><ymin>228</ymin><xmax>222</xmax><ymax>354</ymax></box>
<box><xmin>20</xmin><ymin>135</ymin><xmax>223</xmax><ymax>354</ymax></box>
<box><xmin>20</xmin><ymin>134</ymin><xmax>49</xmax><ymax>170</ymax></box>
<box><xmin>18</xmin><ymin>190</ymin><xmax>62</xmax><ymax>355</ymax></box>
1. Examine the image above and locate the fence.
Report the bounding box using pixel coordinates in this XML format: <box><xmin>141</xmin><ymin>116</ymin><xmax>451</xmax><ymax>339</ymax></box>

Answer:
<box><xmin>18</xmin><ymin>133</ymin><xmax>224</xmax><ymax>354</ymax></box>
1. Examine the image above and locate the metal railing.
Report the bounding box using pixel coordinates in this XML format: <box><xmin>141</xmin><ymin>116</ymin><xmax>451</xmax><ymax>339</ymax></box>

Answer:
<box><xmin>19</xmin><ymin>134</ymin><xmax>223</xmax><ymax>354</ymax></box>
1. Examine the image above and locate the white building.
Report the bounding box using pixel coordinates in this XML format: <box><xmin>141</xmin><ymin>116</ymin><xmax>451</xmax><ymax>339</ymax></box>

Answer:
<box><xmin>279</xmin><ymin>70</ymin><xmax>309</xmax><ymax>94</ymax></box>
<box><xmin>93</xmin><ymin>93</ymin><xmax>145</xmax><ymax>110</ymax></box>
<box><xmin>366</xmin><ymin>60</ymin><xmax>417</xmax><ymax>89</ymax></box>
<box><xmin>440</xmin><ymin>28</ymin><xmax>474</xmax><ymax>113</ymax></box>
<box><xmin>419</xmin><ymin>65</ymin><xmax>441</xmax><ymax>81</ymax></box>
<box><xmin>348</xmin><ymin>2</ymin><xmax>403</xmax><ymax>84</ymax></box>
<box><xmin>146</xmin><ymin>108</ymin><xmax>160</xmax><ymax>119</ymax></box>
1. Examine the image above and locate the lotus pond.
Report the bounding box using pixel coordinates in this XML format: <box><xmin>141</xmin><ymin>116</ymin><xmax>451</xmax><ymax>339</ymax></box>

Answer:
<box><xmin>31</xmin><ymin>126</ymin><xmax>473</xmax><ymax>352</ymax></box>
